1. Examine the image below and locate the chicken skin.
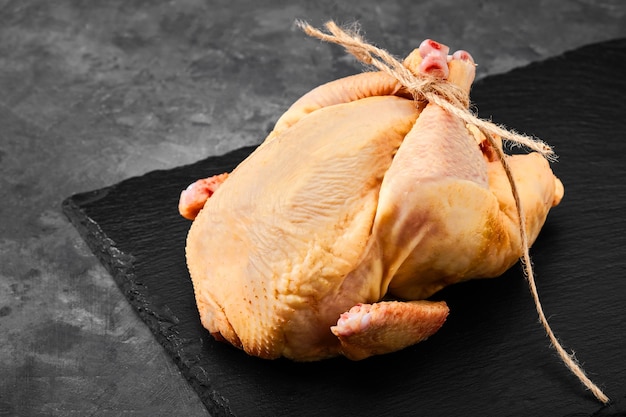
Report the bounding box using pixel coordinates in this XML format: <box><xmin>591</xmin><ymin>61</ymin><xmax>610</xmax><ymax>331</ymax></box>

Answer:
<box><xmin>180</xmin><ymin>39</ymin><xmax>564</xmax><ymax>361</ymax></box>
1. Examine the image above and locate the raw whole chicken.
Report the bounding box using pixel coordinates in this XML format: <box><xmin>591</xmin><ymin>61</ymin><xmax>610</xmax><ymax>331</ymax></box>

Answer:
<box><xmin>179</xmin><ymin>39</ymin><xmax>564</xmax><ymax>361</ymax></box>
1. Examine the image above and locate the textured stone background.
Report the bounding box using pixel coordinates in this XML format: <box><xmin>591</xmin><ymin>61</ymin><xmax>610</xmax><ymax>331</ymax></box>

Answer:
<box><xmin>1</xmin><ymin>0</ymin><xmax>625</xmax><ymax>416</ymax></box>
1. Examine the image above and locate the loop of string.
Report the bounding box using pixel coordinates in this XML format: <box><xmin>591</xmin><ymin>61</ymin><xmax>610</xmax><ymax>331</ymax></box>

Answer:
<box><xmin>298</xmin><ymin>20</ymin><xmax>556</xmax><ymax>161</ymax></box>
<box><xmin>298</xmin><ymin>20</ymin><xmax>609</xmax><ymax>404</ymax></box>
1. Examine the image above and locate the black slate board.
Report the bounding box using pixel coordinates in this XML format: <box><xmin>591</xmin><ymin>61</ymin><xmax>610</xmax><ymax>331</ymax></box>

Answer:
<box><xmin>63</xmin><ymin>39</ymin><xmax>626</xmax><ymax>417</ymax></box>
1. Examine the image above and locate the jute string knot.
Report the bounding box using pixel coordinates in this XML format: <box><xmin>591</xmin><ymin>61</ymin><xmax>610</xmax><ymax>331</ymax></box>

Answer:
<box><xmin>298</xmin><ymin>20</ymin><xmax>609</xmax><ymax>405</ymax></box>
<box><xmin>298</xmin><ymin>20</ymin><xmax>555</xmax><ymax>161</ymax></box>
<box><xmin>405</xmin><ymin>76</ymin><xmax>471</xmax><ymax>109</ymax></box>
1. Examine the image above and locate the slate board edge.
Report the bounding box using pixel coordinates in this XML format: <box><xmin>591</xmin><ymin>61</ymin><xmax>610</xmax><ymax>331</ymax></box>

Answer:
<box><xmin>62</xmin><ymin>189</ymin><xmax>238</xmax><ymax>417</ymax></box>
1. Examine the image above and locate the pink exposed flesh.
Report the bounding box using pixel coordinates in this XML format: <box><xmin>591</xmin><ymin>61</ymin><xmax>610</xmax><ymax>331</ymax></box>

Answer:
<box><xmin>418</xmin><ymin>39</ymin><xmax>450</xmax><ymax>78</ymax></box>
<box><xmin>179</xmin><ymin>173</ymin><xmax>229</xmax><ymax>220</ymax></box>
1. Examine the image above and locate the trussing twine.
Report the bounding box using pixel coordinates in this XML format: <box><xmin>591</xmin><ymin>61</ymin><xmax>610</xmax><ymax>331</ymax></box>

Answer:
<box><xmin>298</xmin><ymin>20</ymin><xmax>556</xmax><ymax>161</ymax></box>
<box><xmin>298</xmin><ymin>20</ymin><xmax>609</xmax><ymax>405</ymax></box>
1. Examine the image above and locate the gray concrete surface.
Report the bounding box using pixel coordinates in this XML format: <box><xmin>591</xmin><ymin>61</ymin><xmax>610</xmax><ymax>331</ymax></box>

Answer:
<box><xmin>1</xmin><ymin>0</ymin><xmax>625</xmax><ymax>415</ymax></box>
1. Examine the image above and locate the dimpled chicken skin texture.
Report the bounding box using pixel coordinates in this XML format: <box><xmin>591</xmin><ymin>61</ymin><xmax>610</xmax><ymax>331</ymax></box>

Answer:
<box><xmin>179</xmin><ymin>39</ymin><xmax>564</xmax><ymax>361</ymax></box>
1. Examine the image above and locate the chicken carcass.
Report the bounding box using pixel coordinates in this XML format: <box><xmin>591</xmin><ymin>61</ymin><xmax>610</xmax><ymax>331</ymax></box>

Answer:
<box><xmin>179</xmin><ymin>39</ymin><xmax>564</xmax><ymax>361</ymax></box>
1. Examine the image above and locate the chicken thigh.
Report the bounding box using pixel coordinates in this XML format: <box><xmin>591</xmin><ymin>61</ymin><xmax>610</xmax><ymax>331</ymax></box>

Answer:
<box><xmin>180</xmin><ymin>40</ymin><xmax>564</xmax><ymax>361</ymax></box>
